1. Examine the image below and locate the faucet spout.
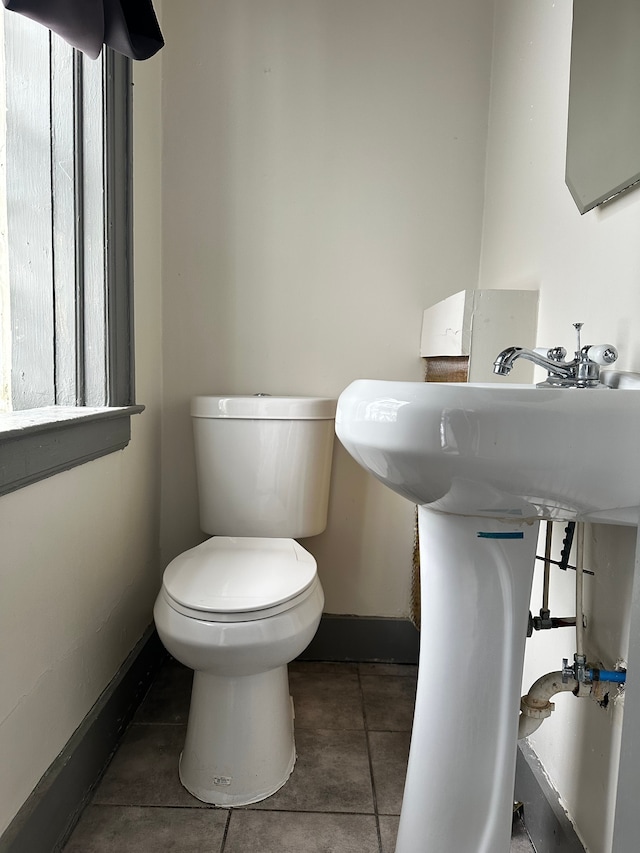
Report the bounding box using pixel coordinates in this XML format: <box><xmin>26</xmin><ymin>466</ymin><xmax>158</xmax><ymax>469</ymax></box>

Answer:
<box><xmin>493</xmin><ymin>346</ymin><xmax>573</xmax><ymax>379</ymax></box>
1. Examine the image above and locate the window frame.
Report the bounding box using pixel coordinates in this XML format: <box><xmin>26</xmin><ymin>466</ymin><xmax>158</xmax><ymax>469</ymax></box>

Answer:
<box><xmin>0</xmin><ymin>35</ymin><xmax>143</xmax><ymax>498</ymax></box>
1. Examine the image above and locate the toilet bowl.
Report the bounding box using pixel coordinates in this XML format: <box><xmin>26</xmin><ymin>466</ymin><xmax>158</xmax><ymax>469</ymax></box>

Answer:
<box><xmin>153</xmin><ymin>396</ymin><xmax>336</xmax><ymax>806</ymax></box>
<box><xmin>154</xmin><ymin>536</ymin><xmax>324</xmax><ymax>805</ymax></box>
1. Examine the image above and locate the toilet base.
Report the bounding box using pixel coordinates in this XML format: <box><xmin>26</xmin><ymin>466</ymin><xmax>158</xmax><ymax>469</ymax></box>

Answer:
<box><xmin>179</xmin><ymin>664</ymin><xmax>296</xmax><ymax>806</ymax></box>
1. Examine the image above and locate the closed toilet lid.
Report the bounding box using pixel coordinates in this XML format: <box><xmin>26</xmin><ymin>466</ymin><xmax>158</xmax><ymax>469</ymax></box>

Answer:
<box><xmin>162</xmin><ymin>537</ymin><xmax>317</xmax><ymax>617</ymax></box>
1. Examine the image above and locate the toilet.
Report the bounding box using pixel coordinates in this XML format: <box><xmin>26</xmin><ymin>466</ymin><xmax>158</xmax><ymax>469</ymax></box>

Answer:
<box><xmin>153</xmin><ymin>395</ymin><xmax>336</xmax><ymax>807</ymax></box>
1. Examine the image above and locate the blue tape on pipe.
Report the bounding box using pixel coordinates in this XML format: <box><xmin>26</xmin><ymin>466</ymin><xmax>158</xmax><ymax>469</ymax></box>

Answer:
<box><xmin>590</xmin><ymin>669</ymin><xmax>627</xmax><ymax>684</ymax></box>
<box><xmin>477</xmin><ymin>531</ymin><xmax>525</xmax><ymax>539</ymax></box>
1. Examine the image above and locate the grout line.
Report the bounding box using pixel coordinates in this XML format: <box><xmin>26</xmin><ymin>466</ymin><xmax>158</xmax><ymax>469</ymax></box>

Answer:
<box><xmin>358</xmin><ymin>667</ymin><xmax>384</xmax><ymax>853</ymax></box>
<box><xmin>236</xmin><ymin>807</ymin><xmax>383</xmax><ymax>817</ymax></box>
<box><xmin>87</xmin><ymin>802</ymin><xmax>224</xmax><ymax>811</ymax></box>
<box><xmin>219</xmin><ymin>809</ymin><xmax>232</xmax><ymax>853</ymax></box>
<box><xmin>85</xmin><ymin>802</ymin><xmax>383</xmax><ymax>817</ymax></box>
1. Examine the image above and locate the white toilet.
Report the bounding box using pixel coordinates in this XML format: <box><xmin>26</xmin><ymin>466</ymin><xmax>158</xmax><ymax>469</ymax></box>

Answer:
<box><xmin>153</xmin><ymin>395</ymin><xmax>336</xmax><ymax>807</ymax></box>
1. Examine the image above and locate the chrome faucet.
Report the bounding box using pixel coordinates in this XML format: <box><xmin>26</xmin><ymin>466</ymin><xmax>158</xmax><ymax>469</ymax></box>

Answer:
<box><xmin>493</xmin><ymin>323</ymin><xmax>618</xmax><ymax>388</ymax></box>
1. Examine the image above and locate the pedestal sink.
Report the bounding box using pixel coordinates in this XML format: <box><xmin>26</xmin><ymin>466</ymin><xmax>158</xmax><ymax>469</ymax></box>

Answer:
<box><xmin>335</xmin><ymin>378</ymin><xmax>640</xmax><ymax>853</ymax></box>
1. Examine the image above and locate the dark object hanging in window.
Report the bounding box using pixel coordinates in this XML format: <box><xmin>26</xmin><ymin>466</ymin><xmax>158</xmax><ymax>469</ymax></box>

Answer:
<box><xmin>1</xmin><ymin>0</ymin><xmax>164</xmax><ymax>60</ymax></box>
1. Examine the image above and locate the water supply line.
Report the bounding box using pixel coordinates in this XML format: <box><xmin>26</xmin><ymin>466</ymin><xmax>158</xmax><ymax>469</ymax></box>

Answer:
<box><xmin>529</xmin><ymin>521</ymin><xmax>577</xmax><ymax>634</ymax></box>
<box><xmin>575</xmin><ymin>522</ymin><xmax>585</xmax><ymax>661</ymax></box>
<box><xmin>542</xmin><ymin>521</ymin><xmax>552</xmax><ymax>615</ymax></box>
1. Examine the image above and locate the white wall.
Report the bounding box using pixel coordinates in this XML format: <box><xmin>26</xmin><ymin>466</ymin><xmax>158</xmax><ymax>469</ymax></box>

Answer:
<box><xmin>160</xmin><ymin>0</ymin><xmax>495</xmax><ymax>615</ymax></box>
<box><xmin>0</xmin><ymin>49</ymin><xmax>164</xmax><ymax>835</ymax></box>
<box><xmin>481</xmin><ymin>2</ymin><xmax>640</xmax><ymax>850</ymax></box>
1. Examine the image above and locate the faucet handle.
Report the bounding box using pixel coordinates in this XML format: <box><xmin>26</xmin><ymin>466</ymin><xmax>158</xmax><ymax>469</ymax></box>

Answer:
<box><xmin>533</xmin><ymin>346</ymin><xmax>567</xmax><ymax>362</ymax></box>
<box><xmin>586</xmin><ymin>344</ymin><xmax>618</xmax><ymax>366</ymax></box>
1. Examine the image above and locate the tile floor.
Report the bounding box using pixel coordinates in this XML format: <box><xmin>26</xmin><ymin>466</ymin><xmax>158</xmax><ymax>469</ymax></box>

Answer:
<box><xmin>63</xmin><ymin>659</ymin><xmax>536</xmax><ymax>852</ymax></box>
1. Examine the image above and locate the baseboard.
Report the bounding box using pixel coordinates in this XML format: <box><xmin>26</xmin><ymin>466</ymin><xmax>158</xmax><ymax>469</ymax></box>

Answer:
<box><xmin>0</xmin><ymin>625</ymin><xmax>166</xmax><ymax>853</ymax></box>
<box><xmin>515</xmin><ymin>741</ymin><xmax>586</xmax><ymax>853</ymax></box>
<box><xmin>297</xmin><ymin>614</ymin><xmax>420</xmax><ymax>664</ymax></box>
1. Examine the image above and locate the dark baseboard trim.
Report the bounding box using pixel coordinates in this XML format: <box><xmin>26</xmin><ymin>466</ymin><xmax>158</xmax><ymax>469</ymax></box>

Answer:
<box><xmin>298</xmin><ymin>614</ymin><xmax>420</xmax><ymax>664</ymax></box>
<box><xmin>515</xmin><ymin>741</ymin><xmax>586</xmax><ymax>853</ymax></box>
<box><xmin>0</xmin><ymin>625</ymin><xmax>166</xmax><ymax>853</ymax></box>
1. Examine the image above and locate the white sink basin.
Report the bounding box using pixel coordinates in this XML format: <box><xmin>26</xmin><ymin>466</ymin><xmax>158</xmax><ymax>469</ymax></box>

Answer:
<box><xmin>336</xmin><ymin>378</ymin><xmax>640</xmax><ymax>525</ymax></box>
<box><xmin>335</xmin><ymin>375</ymin><xmax>640</xmax><ymax>853</ymax></box>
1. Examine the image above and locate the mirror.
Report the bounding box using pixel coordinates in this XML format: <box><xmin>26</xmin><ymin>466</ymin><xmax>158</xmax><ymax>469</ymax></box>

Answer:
<box><xmin>566</xmin><ymin>0</ymin><xmax>640</xmax><ymax>214</ymax></box>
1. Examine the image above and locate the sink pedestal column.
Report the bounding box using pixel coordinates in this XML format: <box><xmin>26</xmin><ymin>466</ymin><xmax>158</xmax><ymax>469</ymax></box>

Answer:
<box><xmin>395</xmin><ymin>507</ymin><xmax>538</xmax><ymax>853</ymax></box>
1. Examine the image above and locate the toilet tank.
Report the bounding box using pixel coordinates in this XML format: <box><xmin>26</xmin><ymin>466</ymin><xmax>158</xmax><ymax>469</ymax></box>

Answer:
<box><xmin>191</xmin><ymin>395</ymin><xmax>337</xmax><ymax>538</ymax></box>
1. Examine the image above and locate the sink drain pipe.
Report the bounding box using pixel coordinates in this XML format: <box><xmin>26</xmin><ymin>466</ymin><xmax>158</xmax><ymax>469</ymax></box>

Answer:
<box><xmin>518</xmin><ymin>672</ymin><xmax>578</xmax><ymax>739</ymax></box>
<box><xmin>518</xmin><ymin>667</ymin><xmax>627</xmax><ymax>739</ymax></box>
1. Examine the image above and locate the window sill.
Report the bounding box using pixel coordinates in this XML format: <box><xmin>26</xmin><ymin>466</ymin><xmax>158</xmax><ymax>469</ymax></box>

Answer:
<box><xmin>0</xmin><ymin>405</ymin><xmax>144</xmax><ymax>497</ymax></box>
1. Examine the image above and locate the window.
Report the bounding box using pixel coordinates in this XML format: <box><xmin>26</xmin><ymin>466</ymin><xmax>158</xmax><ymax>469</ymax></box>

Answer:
<box><xmin>0</xmin><ymin>11</ymin><xmax>142</xmax><ymax>496</ymax></box>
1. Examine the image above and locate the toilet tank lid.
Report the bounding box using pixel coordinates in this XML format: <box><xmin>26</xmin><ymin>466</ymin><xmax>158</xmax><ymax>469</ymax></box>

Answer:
<box><xmin>162</xmin><ymin>537</ymin><xmax>318</xmax><ymax>614</ymax></box>
<box><xmin>191</xmin><ymin>395</ymin><xmax>337</xmax><ymax>420</ymax></box>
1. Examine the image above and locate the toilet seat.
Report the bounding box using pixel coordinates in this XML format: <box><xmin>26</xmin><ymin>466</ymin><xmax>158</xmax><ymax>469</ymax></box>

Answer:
<box><xmin>162</xmin><ymin>536</ymin><xmax>318</xmax><ymax>623</ymax></box>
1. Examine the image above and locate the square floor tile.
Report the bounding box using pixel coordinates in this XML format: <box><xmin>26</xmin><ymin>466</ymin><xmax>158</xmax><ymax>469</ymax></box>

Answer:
<box><xmin>225</xmin><ymin>810</ymin><xmax>379</xmax><ymax>853</ymax></box>
<box><xmin>63</xmin><ymin>805</ymin><xmax>228</xmax><ymax>852</ymax></box>
<box><xmin>289</xmin><ymin>667</ymin><xmax>364</xmax><ymax>730</ymax></box>
<box><xmin>361</xmin><ymin>675</ymin><xmax>416</xmax><ymax>732</ymax></box>
<box><xmin>368</xmin><ymin>730</ymin><xmax>410</xmax><ymax>815</ymax></box>
<box><xmin>251</xmin><ymin>729</ymin><xmax>375</xmax><ymax>814</ymax></box>
<box><xmin>92</xmin><ymin>724</ymin><xmax>204</xmax><ymax>808</ymax></box>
